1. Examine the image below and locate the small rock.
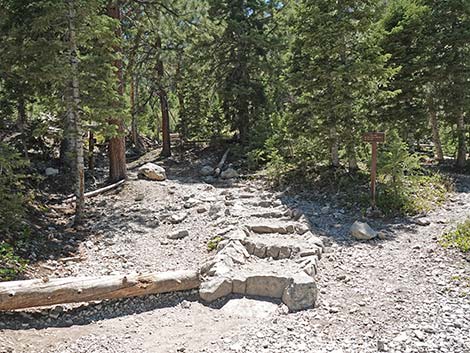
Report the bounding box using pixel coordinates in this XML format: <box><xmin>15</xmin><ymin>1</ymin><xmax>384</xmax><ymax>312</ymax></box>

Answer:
<box><xmin>168</xmin><ymin>230</ymin><xmax>189</xmax><ymax>240</ymax></box>
<box><xmin>350</xmin><ymin>221</ymin><xmax>377</xmax><ymax>241</ymax></box>
<box><xmin>414</xmin><ymin>218</ymin><xmax>431</xmax><ymax>226</ymax></box>
<box><xmin>414</xmin><ymin>330</ymin><xmax>425</xmax><ymax>341</ymax></box>
<box><xmin>197</xmin><ymin>206</ymin><xmax>208</xmax><ymax>213</ymax></box>
<box><xmin>221</xmin><ymin>168</ymin><xmax>239</xmax><ymax>179</ymax></box>
<box><xmin>169</xmin><ymin>212</ymin><xmax>188</xmax><ymax>224</ymax></box>
<box><xmin>377</xmin><ymin>340</ymin><xmax>387</xmax><ymax>352</ymax></box>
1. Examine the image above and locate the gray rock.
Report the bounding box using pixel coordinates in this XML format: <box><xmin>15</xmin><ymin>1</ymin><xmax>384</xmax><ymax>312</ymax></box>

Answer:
<box><xmin>200</xmin><ymin>166</ymin><xmax>214</xmax><ymax>177</ymax></box>
<box><xmin>282</xmin><ymin>273</ymin><xmax>317</xmax><ymax>311</ymax></box>
<box><xmin>350</xmin><ymin>221</ymin><xmax>377</xmax><ymax>240</ymax></box>
<box><xmin>209</xmin><ymin>202</ymin><xmax>224</xmax><ymax>219</ymax></box>
<box><xmin>197</xmin><ymin>206</ymin><xmax>208</xmax><ymax>213</ymax></box>
<box><xmin>199</xmin><ymin>277</ymin><xmax>232</xmax><ymax>302</ymax></box>
<box><xmin>216</xmin><ymin>240</ymin><xmax>249</xmax><ymax>265</ymax></box>
<box><xmin>245</xmin><ymin>274</ymin><xmax>291</xmax><ymax>298</ymax></box>
<box><xmin>138</xmin><ymin>163</ymin><xmax>166</xmax><ymax>181</ymax></box>
<box><xmin>45</xmin><ymin>167</ymin><xmax>59</xmax><ymax>176</ymax></box>
<box><xmin>249</xmin><ymin>224</ymin><xmax>288</xmax><ymax>234</ymax></box>
<box><xmin>167</xmin><ymin>230</ymin><xmax>189</xmax><ymax>240</ymax></box>
<box><xmin>169</xmin><ymin>212</ymin><xmax>188</xmax><ymax>224</ymax></box>
<box><xmin>221</xmin><ymin>168</ymin><xmax>239</xmax><ymax>179</ymax></box>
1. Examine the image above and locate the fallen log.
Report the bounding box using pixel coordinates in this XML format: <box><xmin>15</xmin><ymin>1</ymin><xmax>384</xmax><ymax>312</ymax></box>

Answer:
<box><xmin>0</xmin><ymin>270</ymin><xmax>200</xmax><ymax>311</ymax></box>
<box><xmin>214</xmin><ymin>148</ymin><xmax>230</xmax><ymax>177</ymax></box>
<box><xmin>62</xmin><ymin>179</ymin><xmax>126</xmax><ymax>203</ymax></box>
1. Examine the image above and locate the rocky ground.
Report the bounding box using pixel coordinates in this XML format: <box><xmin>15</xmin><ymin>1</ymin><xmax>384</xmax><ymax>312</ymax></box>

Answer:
<box><xmin>0</xmin><ymin>154</ymin><xmax>469</xmax><ymax>353</ymax></box>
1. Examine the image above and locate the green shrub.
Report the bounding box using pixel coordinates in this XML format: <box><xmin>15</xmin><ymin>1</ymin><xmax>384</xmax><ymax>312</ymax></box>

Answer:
<box><xmin>0</xmin><ymin>143</ymin><xmax>29</xmax><ymax>237</ymax></box>
<box><xmin>442</xmin><ymin>219</ymin><xmax>470</xmax><ymax>253</ymax></box>
<box><xmin>207</xmin><ymin>236</ymin><xmax>223</xmax><ymax>251</ymax></box>
<box><xmin>377</xmin><ymin>173</ymin><xmax>449</xmax><ymax>216</ymax></box>
<box><xmin>0</xmin><ymin>242</ymin><xmax>27</xmax><ymax>281</ymax></box>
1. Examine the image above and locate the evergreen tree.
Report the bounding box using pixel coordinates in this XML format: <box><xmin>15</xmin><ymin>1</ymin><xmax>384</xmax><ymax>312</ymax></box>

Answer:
<box><xmin>289</xmin><ymin>0</ymin><xmax>396</xmax><ymax>170</ymax></box>
<box><xmin>206</xmin><ymin>0</ymin><xmax>280</xmax><ymax>143</ymax></box>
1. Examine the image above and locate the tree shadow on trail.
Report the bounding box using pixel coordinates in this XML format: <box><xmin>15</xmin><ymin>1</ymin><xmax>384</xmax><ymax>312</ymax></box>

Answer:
<box><xmin>0</xmin><ymin>290</ymin><xmax>199</xmax><ymax>331</ymax></box>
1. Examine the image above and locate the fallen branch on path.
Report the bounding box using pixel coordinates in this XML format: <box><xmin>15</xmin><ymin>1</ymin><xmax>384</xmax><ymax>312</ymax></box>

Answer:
<box><xmin>0</xmin><ymin>270</ymin><xmax>200</xmax><ymax>311</ymax></box>
<box><xmin>62</xmin><ymin>179</ymin><xmax>126</xmax><ymax>203</ymax></box>
<box><xmin>214</xmin><ymin>148</ymin><xmax>230</xmax><ymax>177</ymax></box>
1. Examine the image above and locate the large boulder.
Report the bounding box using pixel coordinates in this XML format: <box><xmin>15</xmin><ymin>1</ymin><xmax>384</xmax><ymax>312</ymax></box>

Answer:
<box><xmin>200</xmin><ymin>165</ymin><xmax>214</xmax><ymax>177</ymax></box>
<box><xmin>282</xmin><ymin>273</ymin><xmax>318</xmax><ymax>312</ymax></box>
<box><xmin>199</xmin><ymin>277</ymin><xmax>232</xmax><ymax>302</ymax></box>
<box><xmin>350</xmin><ymin>221</ymin><xmax>377</xmax><ymax>240</ymax></box>
<box><xmin>138</xmin><ymin>163</ymin><xmax>166</xmax><ymax>181</ymax></box>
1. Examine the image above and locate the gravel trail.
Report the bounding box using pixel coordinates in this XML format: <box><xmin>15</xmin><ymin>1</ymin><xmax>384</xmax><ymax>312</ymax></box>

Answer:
<box><xmin>0</xmin><ymin>169</ymin><xmax>469</xmax><ymax>353</ymax></box>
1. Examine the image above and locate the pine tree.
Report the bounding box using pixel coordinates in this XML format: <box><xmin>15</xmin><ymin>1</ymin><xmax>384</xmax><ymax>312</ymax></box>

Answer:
<box><xmin>289</xmin><ymin>0</ymin><xmax>396</xmax><ymax>169</ymax></box>
<box><xmin>206</xmin><ymin>0</ymin><xmax>280</xmax><ymax>143</ymax></box>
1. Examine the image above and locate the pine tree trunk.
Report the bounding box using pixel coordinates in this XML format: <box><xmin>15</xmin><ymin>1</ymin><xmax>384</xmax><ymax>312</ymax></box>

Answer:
<box><xmin>107</xmin><ymin>2</ymin><xmax>127</xmax><ymax>182</ymax></box>
<box><xmin>130</xmin><ymin>75</ymin><xmax>139</xmax><ymax>150</ymax></box>
<box><xmin>156</xmin><ymin>36</ymin><xmax>171</xmax><ymax>158</ymax></box>
<box><xmin>456</xmin><ymin>112</ymin><xmax>467</xmax><ymax>169</ymax></box>
<box><xmin>67</xmin><ymin>0</ymin><xmax>85</xmax><ymax>222</ymax></box>
<box><xmin>429</xmin><ymin>109</ymin><xmax>444</xmax><ymax>162</ymax></box>
<box><xmin>88</xmin><ymin>130</ymin><xmax>95</xmax><ymax>172</ymax></box>
<box><xmin>16</xmin><ymin>95</ymin><xmax>28</xmax><ymax>159</ymax></box>
<box><xmin>330</xmin><ymin>126</ymin><xmax>340</xmax><ymax>168</ymax></box>
<box><xmin>346</xmin><ymin>142</ymin><xmax>358</xmax><ymax>172</ymax></box>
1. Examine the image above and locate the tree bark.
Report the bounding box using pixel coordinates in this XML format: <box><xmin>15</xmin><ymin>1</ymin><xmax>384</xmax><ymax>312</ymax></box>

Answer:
<box><xmin>107</xmin><ymin>2</ymin><xmax>127</xmax><ymax>182</ymax></box>
<box><xmin>156</xmin><ymin>35</ymin><xmax>171</xmax><ymax>157</ymax></box>
<box><xmin>67</xmin><ymin>0</ymin><xmax>85</xmax><ymax>223</ymax></box>
<box><xmin>130</xmin><ymin>75</ymin><xmax>139</xmax><ymax>149</ymax></box>
<box><xmin>0</xmin><ymin>270</ymin><xmax>200</xmax><ymax>311</ymax></box>
<box><xmin>456</xmin><ymin>112</ymin><xmax>467</xmax><ymax>169</ymax></box>
<box><xmin>16</xmin><ymin>95</ymin><xmax>29</xmax><ymax>159</ymax></box>
<box><xmin>88</xmin><ymin>130</ymin><xmax>95</xmax><ymax>172</ymax></box>
<box><xmin>330</xmin><ymin>126</ymin><xmax>340</xmax><ymax>168</ymax></box>
<box><xmin>429</xmin><ymin>109</ymin><xmax>444</xmax><ymax>162</ymax></box>
<box><xmin>345</xmin><ymin>127</ymin><xmax>358</xmax><ymax>172</ymax></box>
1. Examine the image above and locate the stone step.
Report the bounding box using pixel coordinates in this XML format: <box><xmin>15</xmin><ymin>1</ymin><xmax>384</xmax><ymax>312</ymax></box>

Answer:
<box><xmin>200</xmin><ymin>257</ymin><xmax>318</xmax><ymax>312</ymax></box>
<box><xmin>200</xmin><ymin>239</ymin><xmax>321</xmax><ymax>311</ymax></box>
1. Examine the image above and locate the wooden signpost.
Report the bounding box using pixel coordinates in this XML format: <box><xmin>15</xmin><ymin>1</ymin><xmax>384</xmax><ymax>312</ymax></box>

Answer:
<box><xmin>363</xmin><ymin>132</ymin><xmax>385</xmax><ymax>209</ymax></box>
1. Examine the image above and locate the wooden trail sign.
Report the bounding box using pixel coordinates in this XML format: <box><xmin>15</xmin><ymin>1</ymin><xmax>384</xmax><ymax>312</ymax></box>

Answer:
<box><xmin>363</xmin><ymin>132</ymin><xmax>386</xmax><ymax>209</ymax></box>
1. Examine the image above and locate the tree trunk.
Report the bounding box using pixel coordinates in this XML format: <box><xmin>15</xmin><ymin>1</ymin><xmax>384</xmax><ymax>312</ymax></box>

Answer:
<box><xmin>429</xmin><ymin>110</ymin><xmax>444</xmax><ymax>162</ymax></box>
<box><xmin>130</xmin><ymin>75</ymin><xmax>139</xmax><ymax>149</ymax></box>
<box><xmin>346</xmin><ymin>143</ymin><xmax>358</xmax><ymax>172</ymax></box>
<box><xmin>88</xmin><ymin>130</ymin><xmax>95</xmax><ymax>172</ymax></box>
<box><xmin>456</xmin><ymin>112</ymin><xmax>467</xmax><ymax>169</ymax></box>
<box><xmin>330</xmin><ymin>126</ymin><xmax>340</xmax><ymax>168</ymax></box>
<box><xmin>67</xmin><ymin>0</ymin><xmax>85</xmax><ymax>223</ymax></box>
<box><xmin>16</xmin><ymin>95</ymin><xmax>29</xmax><ymax>159</ymax></box>
<box><xmin>0</xmin><ymin>270</ymin><xmax>200</xmax><ymax>311</ymax></box>
<box><xmin>156</xmin><ymin>35</ymin><xmax>171</xmax><ymax>157</ymax></box>
<box><xmin>345</xmin><ymin>127</ymin><xmax>358</xmax><ymax>172</ymax></box>
<box><xmin>107</xmin><ymin>2</ymin><xmax>127</xmax><ymax>182</ymax></box>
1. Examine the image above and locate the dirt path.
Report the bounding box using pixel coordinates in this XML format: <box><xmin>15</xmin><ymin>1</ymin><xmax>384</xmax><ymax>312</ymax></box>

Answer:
<box><xmin>0</xmin><ymin>166</ymin><xmax>469</xmax><ymax>353</ymax></box>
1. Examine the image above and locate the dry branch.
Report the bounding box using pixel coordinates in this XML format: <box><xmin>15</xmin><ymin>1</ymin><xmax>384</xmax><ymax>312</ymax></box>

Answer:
<box><xmin>62</xmin><ymin>179</ymin><xmax>126</xmax><ymax>203</ymax></box>
<box><xmin>0</xmin><ymin>270</ymin><xmax>200</xmax><ymax>311</ymax></box>
<box><xmin>214</xmin><ymin>149</ymin><xmax>230</xmax><ymax>177</ymax></box>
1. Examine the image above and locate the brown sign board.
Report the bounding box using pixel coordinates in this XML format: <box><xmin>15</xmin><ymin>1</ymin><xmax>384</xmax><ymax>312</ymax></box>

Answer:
<box><xmin>362</xmin><ymin>132</ymin><xmax>385</xmax><ymax>143</ymax></box>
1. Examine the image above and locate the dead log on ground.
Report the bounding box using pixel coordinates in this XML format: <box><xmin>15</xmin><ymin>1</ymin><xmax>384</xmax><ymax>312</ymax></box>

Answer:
<box><xmin>62</xmin><ymin>179</ymin><xmax>126</xmax><ymax>203</ymax></box>
<box><xmin>214</xmin><ymin>148</ymin><xmax>230</xmax><ymax>177</ymax></box>
<box><xmin>0</xmin><ymin>270</ymin><xmax>200</xmax><ymax>311</ymax></box>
